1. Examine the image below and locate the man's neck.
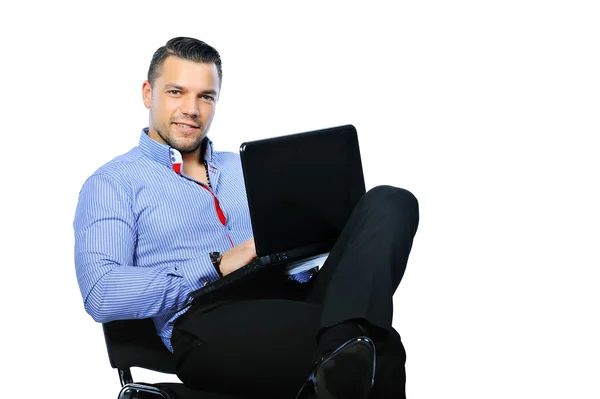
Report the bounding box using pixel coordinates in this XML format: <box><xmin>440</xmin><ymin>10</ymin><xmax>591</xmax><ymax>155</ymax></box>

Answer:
<box><xmin>182</xmin><ymin>150</ymin><xmax>210</xmax><ymax>186</ymax></box>
<box><xmin>182</xmin><ymin>149</ymin><xmax>203</xmax><ymax>172</ymax></box>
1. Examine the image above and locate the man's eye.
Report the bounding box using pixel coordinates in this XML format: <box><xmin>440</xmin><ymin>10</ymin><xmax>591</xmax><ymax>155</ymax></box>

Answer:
<box><xmin>202</xmin><ymin>95</ymin><xmax>215</xmax><ymax>102</ymax></box>
<box><xmin>168</xmin><ymin>90</ymin><xmax>181</xmax><ymax>95</ymax></box>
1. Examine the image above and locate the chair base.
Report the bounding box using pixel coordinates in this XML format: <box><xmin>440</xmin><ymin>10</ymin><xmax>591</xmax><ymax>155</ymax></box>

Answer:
<box><xmin>118</xmin><ymin>383</ymin><xmax>176</xmax><ymax>399</ymax></box>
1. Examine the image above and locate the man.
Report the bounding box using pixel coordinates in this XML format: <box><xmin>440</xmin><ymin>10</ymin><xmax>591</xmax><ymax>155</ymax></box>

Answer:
<box><xmin>74</xmin><ymin>37</ymin><xmax>419</xmax><ymax>399</ymax></box>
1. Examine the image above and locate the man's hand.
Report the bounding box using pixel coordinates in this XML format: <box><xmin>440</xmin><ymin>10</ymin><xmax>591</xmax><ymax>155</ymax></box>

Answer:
<box><xmin>219</xmin><ymin>238</ymin><xmax>257</xmax><ymax>276</ymax></box>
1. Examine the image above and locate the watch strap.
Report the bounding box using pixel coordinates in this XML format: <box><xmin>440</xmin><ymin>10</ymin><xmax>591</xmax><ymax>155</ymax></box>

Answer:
<box><xmin>209</xmin><ymin>251</ymin><xmax>223</xmax><ymax>277</ymax></box>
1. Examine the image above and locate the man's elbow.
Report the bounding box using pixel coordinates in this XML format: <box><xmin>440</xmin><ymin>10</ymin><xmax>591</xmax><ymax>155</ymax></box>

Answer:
<box><xmin>83</xmin><ymin>298</ymin><xmax>115</xmax><ymax>324</ymax></box>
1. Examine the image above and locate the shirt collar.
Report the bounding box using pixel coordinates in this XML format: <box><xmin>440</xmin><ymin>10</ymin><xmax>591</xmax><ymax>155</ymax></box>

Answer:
<box><xmin>139</xmin><ymin>127</ymin><xmax>214</xmax><ymax>174</ymax></box>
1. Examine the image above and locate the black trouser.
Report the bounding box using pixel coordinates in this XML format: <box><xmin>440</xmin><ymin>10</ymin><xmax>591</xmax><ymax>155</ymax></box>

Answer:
<box><xmin>172</xmin><ymin>185</ymin><xmax>419</xmax><ymax>399</ymax></box>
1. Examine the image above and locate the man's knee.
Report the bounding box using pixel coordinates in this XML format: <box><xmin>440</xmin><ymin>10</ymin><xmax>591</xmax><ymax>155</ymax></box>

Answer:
<box><xmin>363</xmin><ymin>185</ymin><xmax>419</xmax><ymax>219</ymax></box>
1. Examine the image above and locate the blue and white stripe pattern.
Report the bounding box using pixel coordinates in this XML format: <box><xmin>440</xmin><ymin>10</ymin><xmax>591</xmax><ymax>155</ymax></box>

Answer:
<box><xmin>74</xmin><ymin>128</ymin><xmax>315</xmax><ymax>351</ymax></box>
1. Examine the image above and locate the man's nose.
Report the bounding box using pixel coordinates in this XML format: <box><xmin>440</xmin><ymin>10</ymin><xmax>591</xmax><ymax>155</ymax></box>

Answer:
<box><xmin>181</xmin><ymin>96</ymin><xmax>199</xmax><ymax>117</ymax></box>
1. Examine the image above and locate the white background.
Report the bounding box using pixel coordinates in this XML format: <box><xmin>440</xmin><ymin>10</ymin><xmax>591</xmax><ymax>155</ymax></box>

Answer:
<box><xmin>1</xmin><ymin>1</ymin><xmax>598</xmax><ymax>397</ymax></box>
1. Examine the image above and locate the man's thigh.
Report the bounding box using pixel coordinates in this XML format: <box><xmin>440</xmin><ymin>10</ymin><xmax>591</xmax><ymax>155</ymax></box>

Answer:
<box><xmin>173</xmin><ymin>299</ymin><xmax>321</xmax><ymax>398</ymax></box>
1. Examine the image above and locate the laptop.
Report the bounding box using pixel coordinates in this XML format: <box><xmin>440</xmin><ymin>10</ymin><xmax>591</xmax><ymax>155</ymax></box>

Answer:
<box><xmin>190</xmin><ymin>124</ymin><xmax>366</xmax><ymax>299</ymax></box>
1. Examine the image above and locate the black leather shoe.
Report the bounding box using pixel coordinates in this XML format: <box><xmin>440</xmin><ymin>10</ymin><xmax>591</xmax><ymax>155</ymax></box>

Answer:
<box><xmin>295</xmin><ymin>336</ymin><xmax>376</xmax><ymax>399</ymax></box>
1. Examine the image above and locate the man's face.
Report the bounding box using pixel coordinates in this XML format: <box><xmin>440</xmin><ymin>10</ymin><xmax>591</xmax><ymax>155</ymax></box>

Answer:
<box><xmin>143</xmin><ymin>56</ymin><xmax>220</xmax><ymax>154</ymax></box>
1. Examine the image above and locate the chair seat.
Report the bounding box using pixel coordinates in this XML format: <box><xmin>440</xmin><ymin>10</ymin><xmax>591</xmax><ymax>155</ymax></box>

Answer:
<box><xmin>104</xmin><ymin>319</ymin><xmax>251</xmax><ymax>399</ymax></box>
<box><xmin>104</xmin><ymin>319</ymin><xmax>176</xmax><ymax>373</ymax></box>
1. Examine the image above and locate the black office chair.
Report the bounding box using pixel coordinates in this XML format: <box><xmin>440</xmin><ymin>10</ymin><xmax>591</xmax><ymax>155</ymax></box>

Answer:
<box><xmin>103</xmin><ymin>318</ymin><xmax>246</xmax><ymax>399</ymax></box>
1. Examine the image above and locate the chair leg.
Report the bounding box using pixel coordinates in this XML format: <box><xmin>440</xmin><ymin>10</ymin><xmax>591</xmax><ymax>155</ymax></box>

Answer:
<box><xmin>119</xmin><ymin>368</ymin><xmax>134</xmax><ymax>386</ymax></box>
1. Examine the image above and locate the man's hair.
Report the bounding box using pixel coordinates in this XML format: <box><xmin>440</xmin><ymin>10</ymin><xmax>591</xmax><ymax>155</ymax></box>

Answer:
<box><xmin>147</xmin><ymin>37</ymin><xmax>222</xmax><ymax>86</ymax></box>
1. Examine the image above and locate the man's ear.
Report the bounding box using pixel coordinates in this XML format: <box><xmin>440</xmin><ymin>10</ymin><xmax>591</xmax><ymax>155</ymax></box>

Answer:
<box><xmin>142</xmin><ymin>80</ymin><xmax>152</xmax><ymax>109</ymax></box>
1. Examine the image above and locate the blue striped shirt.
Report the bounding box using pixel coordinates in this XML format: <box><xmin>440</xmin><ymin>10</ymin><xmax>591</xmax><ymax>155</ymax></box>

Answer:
<box><xmin>74</xmin><ymin>128</ymin><xmax>314</xmax><ymax>351</ymax></box>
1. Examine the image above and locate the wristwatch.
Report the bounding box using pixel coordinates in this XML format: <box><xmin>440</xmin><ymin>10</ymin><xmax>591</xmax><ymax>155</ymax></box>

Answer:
<box><xmin>209</xmin><ymin>251</ymin><xmax>223</xmax><ymax>277</ymax></box>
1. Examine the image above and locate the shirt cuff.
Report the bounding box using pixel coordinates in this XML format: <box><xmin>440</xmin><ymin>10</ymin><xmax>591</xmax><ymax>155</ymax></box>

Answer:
<box><xmin>177</xmin><ymin>253</ymin><xmax>221</xmax><ymax>294</ymax></box>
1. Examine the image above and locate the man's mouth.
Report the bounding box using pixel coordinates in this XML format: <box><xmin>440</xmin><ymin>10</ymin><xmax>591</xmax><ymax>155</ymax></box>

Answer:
<box><xmin>173</xmin><ymin>122</ymin><xmax>200</xmax><ymax>129</ymax></box>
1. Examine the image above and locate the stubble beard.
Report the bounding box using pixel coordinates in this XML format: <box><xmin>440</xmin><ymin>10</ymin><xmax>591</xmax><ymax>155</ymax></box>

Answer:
<box><xmin>154</xmin><ymin>120</ymin><xmax>207</xmax><ymax>154</ymax></box>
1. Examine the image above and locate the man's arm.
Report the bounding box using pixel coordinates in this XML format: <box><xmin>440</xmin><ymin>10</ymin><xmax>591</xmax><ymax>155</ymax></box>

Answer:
<box><xmin>73</xmin><ymin>174</ymin><xmax>217</xmax><ymax>322</ymax></box>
